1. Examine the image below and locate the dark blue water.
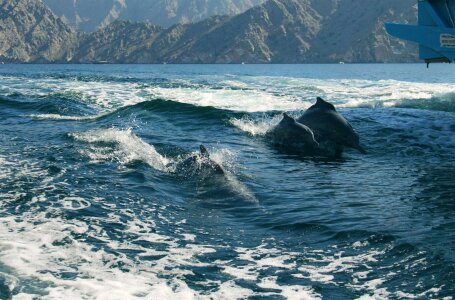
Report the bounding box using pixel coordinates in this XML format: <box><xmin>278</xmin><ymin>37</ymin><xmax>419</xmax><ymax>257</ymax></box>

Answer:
<box><xmin>0</xmin><ymin>64</ymin><xmax>454</xmax><ymax>299</ymax></box>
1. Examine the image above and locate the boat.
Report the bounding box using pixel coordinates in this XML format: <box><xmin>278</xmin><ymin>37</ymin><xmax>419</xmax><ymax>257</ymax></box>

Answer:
<box><xmin>385</xmin><ymin>0</ymin><xmax>455</xmax><ymax>66</ymax></box>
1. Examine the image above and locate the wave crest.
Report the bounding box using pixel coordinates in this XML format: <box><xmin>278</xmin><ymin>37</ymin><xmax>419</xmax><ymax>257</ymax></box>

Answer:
<box><xmin>70</xmin><ymin>128</ymin><xmax>169</xmax><ymax>171</ymax></box>
<box><xmin>230</xmin><ymin>114</ymin><xmax>283</xmax><ymax>136</ymax></box>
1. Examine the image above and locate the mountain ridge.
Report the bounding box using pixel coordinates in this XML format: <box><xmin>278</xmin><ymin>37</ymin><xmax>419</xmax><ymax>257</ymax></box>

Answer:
<box><xmin>43</xmin><ymin>0</ymin><xmax>266</xmax><ymax>31</ymax></box>
<box><xmin>0</xmin><ymin>0</ymin><xmax>77</xmax><ymax>62</ymax></box>
<box><xmin>0</xmin><ymin>0</ymin><xmax>419</xmax><ymax>64</ymax></box>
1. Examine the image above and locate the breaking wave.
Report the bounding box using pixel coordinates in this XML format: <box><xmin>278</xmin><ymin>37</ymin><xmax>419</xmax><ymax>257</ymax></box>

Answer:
<box><xmin>70</xmin><ymin>128</ymin><xmax>170</xmax><ymax>171</ymax></box>
<box><xmin>2</xmin><ymin>72</ymin><xmax>454</xmax><ymax>116</ymax></box>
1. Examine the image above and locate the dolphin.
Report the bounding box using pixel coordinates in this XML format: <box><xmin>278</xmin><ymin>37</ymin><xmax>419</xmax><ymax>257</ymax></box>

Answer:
<box><xmin>267</xmin><ymin>113</ymin><xmax>319</xmax><ymax>150</ymax></box>
<box><xmin>172</xmin><ymin>145</ymin><xmax>258</xmax><ymax>202</ymax></box>
<box><xmin>297</xmin><ymin>97</ymin><xmax>367</xmax><ymax>154</ymax></box>
<box><xmin>174</xmin><ymin>145</ymin><xmax>224</xmax><ymax>177</ymax></box>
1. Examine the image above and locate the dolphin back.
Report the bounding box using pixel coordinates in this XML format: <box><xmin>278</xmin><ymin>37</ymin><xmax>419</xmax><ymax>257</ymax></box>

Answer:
<box><xmin>299</xmin><ymin>97</ymin><xmax>367</xmax><ymax>154</ymax></box>
<box><xmin>269</xmin><ymin>113</ymin><xmax>319</xmax><ymax>150</ymax></box>
<box><xmin>307</xmin><ymin>97</ymin><xmax>337</xmax><ymax>112</ymax></box>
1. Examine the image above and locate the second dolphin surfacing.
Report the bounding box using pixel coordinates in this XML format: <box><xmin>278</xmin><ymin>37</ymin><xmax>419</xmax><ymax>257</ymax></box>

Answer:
<box><xmin>173</xmin><ymin>145</ymin><xmax>224</xmax><ymax>178</ymax></box>
<box><xmin>170</xmin><ymin>145</ymin><xmax>258</xmax><ymax>203</ymax></box>
<box><xmin>298</xmin><ymin>97</ymin><xmax>367</xmax><ymax>154</ymax></box>
<box><xmin>266</xmin><ymin>113</ymin><xmax>320</xmax><ymax>154</ymax></box>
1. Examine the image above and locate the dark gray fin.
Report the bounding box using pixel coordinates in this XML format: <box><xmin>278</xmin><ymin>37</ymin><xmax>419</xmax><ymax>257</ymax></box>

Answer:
<box><xmin>282</xmin><ymin>113</ymin><xmax>295</xmax><ymax>123</ymax></box>
<box><xmin>200</xmin><ymin>145</ymin><xmax>210</xmax><ymax>157</ymax></box>
<box><xmin>309</xmin><ymin>97</ymin><xmax>337</xmax><ymax>111</ymax></box>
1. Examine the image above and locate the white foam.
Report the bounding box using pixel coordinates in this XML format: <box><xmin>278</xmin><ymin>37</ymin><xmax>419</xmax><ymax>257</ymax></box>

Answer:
<box><xmin>229</xmin><ymin>114</ymin><xmax>283</xmax><ymax>136</ymax></box>
<box><xmin>181</xmin><ymin>233</ymin><xmax>196</xmax><ymax>242</ymax></box>
<box><xmin>0</xmin><ymin>75</ymin><xmax>145</xmax><ymax>111</ymax></box>
<box><xmin>241</xmin><ymin>76</ymin><xmax>455</xmax><ymax>110</ymax></box>
<box><xmin>210</xmin><ymin>280</ymin><xmax>255</xmax><ymax>299</ymax></box>
<box><xmin>30</xmin><ymin>114</ymin><xmax>98</xmax><ymax>121</ymax></box>
<box><xmin>0</xmin><ymin>211</ymin><xmax>212</xmax><ymax>299</ymax></box>
<box><xmin>395</xmin><ymin>286</ymin><xmax>447</xmax><ymax>299</ymax></box>
<box><xmin>222</xmin><ymin>265</ymin><xmax>257</xmax><ymax>281</ymax></box>
<box><xmin>71</xmin><ymin>128</ymin><xmax>170</xmax><ymax>171</ymax></box>
<box><xmin>3</xmin><ymin>73</ymin><xmax>454</xmax><ymax>115</ymax></box>
<box><xmin>300</xmin><ymin>250</ymin><xmax>382</xmax><ymax>284</ymax></box>
<box><xmin>144</xmin><ymin>85</ymin><xmax>305</xmax><ymax>112</ymax></box>
<box><xmin>218</xmin><ymin>80</ymin><xmax>250</xmax><ymax>89</ymax></box>
<box><xmin>353</xmin><ymin>271</ymin><xmax>371</xmax><ymax>281</ymax></box>
<box><xmin>12</xmin><ymin>293</ymin><xmax>40</xmax><ymax>300</ymax></box>
<box><xmin>222</xmin><ymin>244</ymin><xmax>321</xmax><ymax>298</ymax></box>
<box><xmin>336</xmin><ymin>81</ymin><xmax>455</xmax><ymax>109</ymax></box>
<box><xmin>0</xmin><ymin>156</ymin><xmax>50</xmax><ymax>193</ymax></box>
<box><xmin>60</xmin><ymin>197</ymin><xmax>91</xmax><ymax>210</ymax></box>
<box><xmin>206</xmin><ymin>147</ymin><xmax>258</xmax><ymax>202</ymax></box>
<box><xmin>258</xmin><ymin>277</ymin><xmax>321</xmax><ymax>300</ymax></box>
<box><xmin>229</xmin><ymin>242</ymin><xmax>398</xmax><ymax>298</ymax></box>
<box><xmin>353</xmin><ymin>278</ymin><xmax>390</xmax><ymax>300</ymax></box>
<box><xmin>0</xmin><ymin>207</ymin><xmax>441</xmax><ymax>300</ymax></box>
<box><xmin>1</xmin><ymin>210</ymin><xmax>330</xmax><ymax>300</ymax></box>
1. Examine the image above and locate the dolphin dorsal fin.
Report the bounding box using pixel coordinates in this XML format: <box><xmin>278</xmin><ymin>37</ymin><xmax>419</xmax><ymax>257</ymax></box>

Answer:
<box><xmin>200</xmin><ymin>145</ymin><xmax>210</xmax><ymax>158</ymax></box>
<box><xmin>314</xmin><ymin>97</ymin><xmax>336</xmax><ymax>111</ymax></box>
<box><xmin>282</xmin><ymin>113</ymin><xmax>295</xmax><ymax>123</ymax></box>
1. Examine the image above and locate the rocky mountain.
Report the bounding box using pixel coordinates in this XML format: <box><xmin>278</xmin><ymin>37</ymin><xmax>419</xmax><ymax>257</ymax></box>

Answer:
<box><xmin>171</xmin><ymin>0</ymin><xmax>322</xmax><ymax>63</ymax></box>
<box><xmin>0</xmin><ymin>0</ymin><xmax>418</xmax><ymax>64</ymax></box>
<box><xmin>72</xmin><ymin>0</ymin><xmax>320</xmax><ymax>64</ymax></box>
<box><xmin>75</xmin><ymin>20</ymin><xmax>164</xmax><ymax>63</ymax></box>
<box><xmin>73</xmin><ymin>0</ymin><xmax>417</xmax><ymax>63</ymax></box>
<box><xmin>306</xmin><ymin>0</ymin><xmax>417</xmax><ymax>63</ymax></box>
<box><xmin>43</xmin><ymin>0</ymin><xmax>266</xmax><ymax>31</ymax></box>
<box><xmin>0</xmin><ymin>0</ymin><xmax>77</xmax><ymax>62</ymax></box>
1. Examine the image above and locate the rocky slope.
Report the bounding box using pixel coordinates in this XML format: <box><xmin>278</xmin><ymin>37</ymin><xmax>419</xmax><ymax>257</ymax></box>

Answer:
<box><xmin>307</xmin><ymin>0</ymin><xmax>417</xmax><ymax>63</ymax></box>
<box><xmin>0</xmin><ymin>0</ymin><xmax>418</xmax><ymax>63</ymax></box>
<box><xmin>75</xmin><ymin>20</ymin><xmax>163</xmax><ymax>63</ymax></box>
<box><xmin>72</xmin><ymin>0</ymin><xmax>417</xmax><ymax>63</ymax></box>
<box><xmin>173</xmin><ymin>0</ymin><xmax>322</xmax><ymax>63</ymax></box>
<box><xmin>0</xmin><ymin>0</ymin><xmax>77</xmax><ymax>62</ymax></box>
<box><xmin>43</xmin><ymin>0</ymin><xmax>265</xmax><ymax>31</ymax></box>
<box><xmin>73</xmin><ymin>0</ymin><xmax>321</xmax><ymax>63</ymax></box>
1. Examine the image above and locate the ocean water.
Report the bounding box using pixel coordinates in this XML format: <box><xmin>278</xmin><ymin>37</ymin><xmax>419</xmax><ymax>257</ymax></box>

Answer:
<box><xmin>0</xmin><ymin>64</ymin><xmax>454</xmax><ymax>299</ymax></box>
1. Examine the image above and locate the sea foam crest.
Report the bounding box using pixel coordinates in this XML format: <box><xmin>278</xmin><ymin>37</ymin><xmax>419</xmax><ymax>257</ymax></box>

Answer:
<box><xmin>4</xmin><ymin>73</ymin><xmax>454</xmax><ymax>115</ymax></box>
<box><xmin>144</xmin><ymin>85</ymin><xmax>306</xmax><ymax>112</ymax></box>
<box><xmin>71</xmin><ymin>128</ymin><xmax>169</xmax><ymax>171</ymax></box>
<box><xmin>229</xmin><ymin>114</ymin><xmax>284</xmax><ymax>136</ymax></box>
<box><xmin>30</xmin><ymin>114</ymin><xmax>98</xmax><ymax>121</ymax></box>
